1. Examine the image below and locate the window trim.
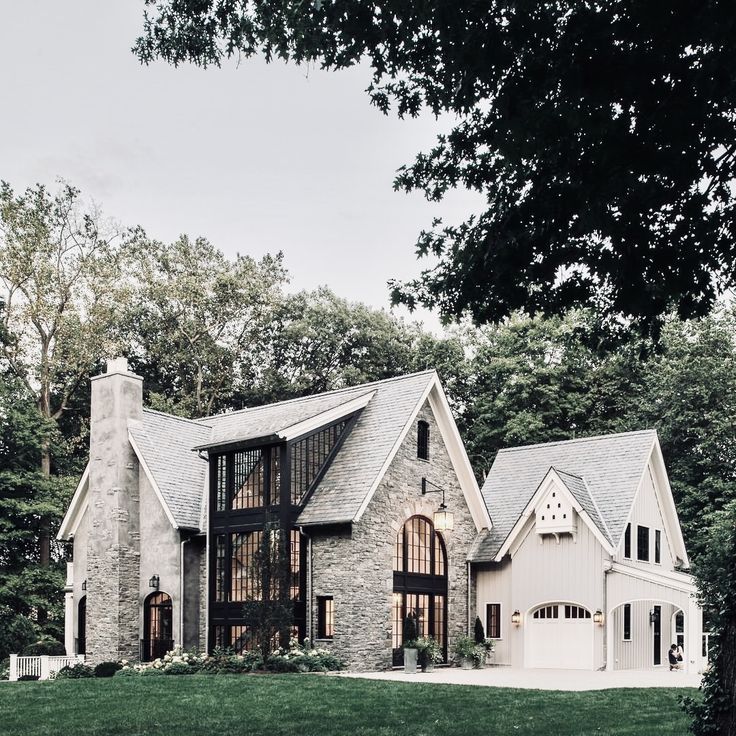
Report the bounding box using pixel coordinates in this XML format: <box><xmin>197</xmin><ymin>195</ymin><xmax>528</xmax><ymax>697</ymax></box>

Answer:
<box><xmin>316</xmin><ymin>595</ymin><xmax>335</xmax><ymax>640</ymax></box>
<box><xmin>637</xmin><ymin>524</ymin><xmax>650</xmax><ymax>562</ymax></box>
<box><xmin>622</xmin><ymin>603</ymin><xmax>632</xmax><ymax>641</ymax></box>
<box><xmin>485</xmin><ymin>602</ymin><xmax>503</xmax><ymax>640</ymax></box>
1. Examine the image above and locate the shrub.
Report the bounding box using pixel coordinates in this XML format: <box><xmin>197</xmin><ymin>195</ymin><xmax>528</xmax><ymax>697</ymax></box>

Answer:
<box><xmin>18</xmin><ymin>674</ymin><xmax>39</xmax><ymax>681</ymax></box>
<box><xmin>22</xmin><ymin>637</ymin><xmax>66</xmax><ymax>657</ymax></box>
<box><xmin>452</xmin><ymin>635</ymin><xmax>476</xmax><ymax>662</ymax></box>
<box><xmin>94</xmin><ymin>661</ymin><xmax>122</xmax><ymax>678</ymax></box>
<box><xmin>0</xmin><ymin>657</ymin><xmax>9</xmax><ymax>681</ymax></box>
<box><xmin>139</xmin><ymin>667</ymin><xmax>165</xmax><ymax>676</ymax></box>
<box><xmin>0</xmin><ymin>606</ymin><xmax>38</xmax><ymax>661</ymax></box>
<box><xmin>55</xmin><ymin>663</ymin><xmax>94</xmax><ymax>679</ymax></box>
<box><xmin>114</xmin><ymin>667</ymin><xmax>138</xmax><ymax>677</ymax></box>
<box><xmin>265</xmin><ymin>637</ymin><xmax>344</xmax><ymax>673</ymax></box>
<box><xmin>474</xmin><ymin>616</ymin><xmax>485</xmax><ymax>645</ymax></box>
<box><xmin>164</xmin><ymin>661</ymin><xmax>196</xmax><ymax>675</ymax></box>
<box><xmin>199</xmin><ymin>649</ymin><xmax>258</xmax><ymax>674</ymax></box>
<box><xmin>403</xmin><ymin>614</ymin><xmax>418</xmax><ymax>648</ymax></box>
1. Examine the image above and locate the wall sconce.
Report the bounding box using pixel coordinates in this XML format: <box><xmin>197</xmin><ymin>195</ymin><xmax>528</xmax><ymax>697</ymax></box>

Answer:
<box><xmin>421</xmin><ymin>477</ymin><xmax>454</xmax><ymax>531</ymax></box>
<box><xmin>148</xmin><ymin>574</ymin><xmax>160</xmax><ymax>590</ymax></box>
<box><xmin>649</xmin><ymin>608</ymin><xmax>659</xmax><ymax>625</ymax></box>
<box><xmin>511</xmin><ymin>610</ymin><xmax>521</xmax><ymax>626</ymax></box>
<box><xmin>593</xmin><ymin>610</ymin><xmax>604</xmax><ymax>625</ymax></box>
<box><xmin>81</xmin><ymin>579</ymin><xmax>87</xmax><ymax>591</ymax></box>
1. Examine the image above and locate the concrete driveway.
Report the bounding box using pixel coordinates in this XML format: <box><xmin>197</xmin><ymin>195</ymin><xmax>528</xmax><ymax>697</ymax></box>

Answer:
<box><xmin>334</xmin><ymin>666</ymin><xmax>702</xmax><ymax>691</ymax></box>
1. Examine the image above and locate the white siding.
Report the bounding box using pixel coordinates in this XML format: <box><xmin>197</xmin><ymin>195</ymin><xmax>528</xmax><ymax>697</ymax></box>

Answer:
<box><xmin>612</xmin><ymin>600</ymin><xmax>678</xmax><ymax>670</ymax></box>
<box><xmin>475</xmin><ymin>560</ymin><xmax>513</xmax><ymax>665</ymax></box>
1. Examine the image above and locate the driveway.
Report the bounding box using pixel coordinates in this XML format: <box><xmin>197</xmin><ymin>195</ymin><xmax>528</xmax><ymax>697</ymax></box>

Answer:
<box><xmin>334</xmin><ymin>666</ymin><xmax>703</xmax><ymax>691</ymax></box>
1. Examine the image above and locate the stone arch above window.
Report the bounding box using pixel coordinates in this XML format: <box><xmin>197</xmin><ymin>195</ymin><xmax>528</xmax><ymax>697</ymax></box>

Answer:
<box><xmin>394</xmin><ymin>515</ymin><xmax>446</xmax><ymax>576</ymax></box>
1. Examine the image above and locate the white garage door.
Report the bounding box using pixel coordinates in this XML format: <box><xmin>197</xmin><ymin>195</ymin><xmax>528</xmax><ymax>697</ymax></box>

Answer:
<box><xmin>527</xmin><ymin>604</ymin><xmax>594</xmax><ymax>669</ymax></box>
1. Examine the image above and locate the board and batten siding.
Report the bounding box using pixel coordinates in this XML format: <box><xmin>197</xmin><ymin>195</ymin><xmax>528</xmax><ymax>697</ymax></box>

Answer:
<box><xmin>474</xmin><ymin>559</ymin><xmax>512</xmax><ymax>665</ymax></box>
<box><xmin>616</xmin><ymin>466</ymin><xmax>674</xmax><ymax>570</ymax></box>
<box><xmin>475</xmin><ymin>510</ymin><xmax>608</xmax><ymax>669</ymax></box>
<box><xmin>611</xmin><ymin>599</ymin><xmax>678</xmax><ymax>670</ymax></box>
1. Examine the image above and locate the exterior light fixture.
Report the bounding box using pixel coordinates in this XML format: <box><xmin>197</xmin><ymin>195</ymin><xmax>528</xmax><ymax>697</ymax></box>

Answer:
<box><xmin>649</xmin><ymin>608</ymin><xmax>658</xmax><ymax>625</ymax></box>
<box><xmin>421</xmin><ymin>477</ymin><xmax>454</xmax><ymax>532</ymax></box>
<box><xmin>81</xmin><ymin>579</ymin><xmax>87</xmax><ymax>591</ymax></box>
<box><xmin>148</xmin><ymin>574</ymin><xmax>160</xmax><ymax>590</ymax></box>
<box><xmin>511</xmin><ymin>610</ymin><xmax>521</xmax><ymax>626</ymax></box>
<box><xmin>593</xmin><ymin>610</ymin><xmax>604</xmax><ymax>625</ymax></box>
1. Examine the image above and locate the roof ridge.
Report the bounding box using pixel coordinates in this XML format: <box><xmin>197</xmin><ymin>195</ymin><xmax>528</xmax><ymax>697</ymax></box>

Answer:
<box><xmin>199</xmin><ymin>370</ymin><xmax>437</xmax><ymax>421</ymax></box>
<box><xmin>497</xmin><ymin>428</ymin><xmax>657</xmax><ymax>454</ymax></box>
<box><xmin>142</xmin><ymin>407</ymin><xmax>213</xmax><ymax>429</ymax></box>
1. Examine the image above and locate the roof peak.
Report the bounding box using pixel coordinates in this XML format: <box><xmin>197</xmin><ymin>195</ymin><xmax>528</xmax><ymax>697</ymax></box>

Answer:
<box><xmin>498</xmin><ymin>429</ymin><xmax>657</xmax><ymax>455</ymax></box>
<box><xmin>197</xmin><ymin>370</ymin><xmax>437</xmax><ymax>421</ymax></box>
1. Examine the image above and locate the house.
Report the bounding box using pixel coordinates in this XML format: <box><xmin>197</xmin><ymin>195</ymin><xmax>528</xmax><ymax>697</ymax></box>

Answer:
<box><xmin>469</xmin><ymin>431</ymin><xmax>707</xmax><ymax>673</ymax></box>
<box><xmin>58</xmin><ymin>359</ymin><xmax>705</xmax><ymax>672</ymax></box>
<box><xmin>58</xmin><ymin>359</ymin><xmax>489</xmax><ymax>670</ymax></box>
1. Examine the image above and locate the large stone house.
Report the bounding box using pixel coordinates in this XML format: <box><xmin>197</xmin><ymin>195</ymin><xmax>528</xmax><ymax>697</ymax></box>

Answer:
<box><xmin>58</xmin><ymin>359</ymin><xmax>706</xmax><ymax>672</ymax></box>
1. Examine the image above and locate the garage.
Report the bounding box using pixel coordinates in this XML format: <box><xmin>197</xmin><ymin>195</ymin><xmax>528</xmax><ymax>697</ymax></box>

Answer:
<box><xmin>526</xmin><ymin>603</ymin><xmax>594</xmax><ymax>669</ymax></box>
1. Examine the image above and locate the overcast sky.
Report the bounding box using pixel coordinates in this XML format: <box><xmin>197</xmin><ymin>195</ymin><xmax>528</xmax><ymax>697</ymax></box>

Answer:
<box><xmin>0</xmin><ymin>1</ymin><xmax>483</xmax><ymax>330</ymax></box>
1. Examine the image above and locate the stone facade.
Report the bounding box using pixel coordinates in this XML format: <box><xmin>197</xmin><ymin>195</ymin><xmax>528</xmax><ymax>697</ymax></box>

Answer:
<box><xmin>310</xmin><ymin>399</ymin><xmax>477</xmax><ymax>670</ymax></box>
<box><xmin>85</xmin><ymin>359</ymin><xmax>143</xmax><ymax>664</ymax></box>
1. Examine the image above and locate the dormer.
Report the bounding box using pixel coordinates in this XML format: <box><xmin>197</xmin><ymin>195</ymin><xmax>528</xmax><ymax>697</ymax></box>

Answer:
<box><xmin>534</xmin><ymin>477</ymin><xmax>577</xmax><ymax>539</ymax></box>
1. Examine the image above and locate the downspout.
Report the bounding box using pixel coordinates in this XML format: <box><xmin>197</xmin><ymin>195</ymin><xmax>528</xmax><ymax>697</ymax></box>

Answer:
<box><xmin>180</xmin><ymin>537</ymin><xmax>190</xmax><ymax>649</ymax></box>
<box><xmin>603</xmin><ymin>555</ymin><xmax>613</xmax><ymax>670</ymax></box>
<box><xmin>467</xmin><ymin>561</ymin><xmax>472</xmax><ymax>634</ymax></box>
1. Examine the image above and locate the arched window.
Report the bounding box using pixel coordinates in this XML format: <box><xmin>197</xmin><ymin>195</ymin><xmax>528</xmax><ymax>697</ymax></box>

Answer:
<box><xmin>77</xmin><ymin>596</ymin><xmax>86</xmax><ymax>655</ymax></box>
<box><xmin>417</xmin><ymin>421</ymin><xmax>430</xmax><ymax>460</ymax></box>
<box><xmin>392</xmin><ymin>516</ymin><xmax>447</xmax><ymax>665</ymax></box>
<box><xmin>143</xmin><ymin>592</ymin><xmax>173</xmax><ymax>662</ymax></box>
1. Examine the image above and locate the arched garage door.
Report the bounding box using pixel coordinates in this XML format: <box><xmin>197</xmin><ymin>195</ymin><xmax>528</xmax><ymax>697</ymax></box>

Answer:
<box><xmin>527</xmin><ymin>604</ymin><xmax>594</xmax><ymax>669</ymax></box>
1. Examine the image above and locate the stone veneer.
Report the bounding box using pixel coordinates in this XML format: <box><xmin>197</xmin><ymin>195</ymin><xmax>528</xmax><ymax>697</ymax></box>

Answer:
<box><xmin>85</xmin><ymin>360</ymin><xmax>142</xmax><ymax>664</ymax></box>
<box><xmin>310</xmin><ymin>399</ymin><xmax>477</xmax><ymax>670</ymax></box>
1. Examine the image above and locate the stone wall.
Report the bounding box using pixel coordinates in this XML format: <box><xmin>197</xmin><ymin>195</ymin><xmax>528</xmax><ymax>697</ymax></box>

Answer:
<box><xmin>310</xmin><ymin>397</ymin><xmax>477</xmax><ymax>670</ymax></box>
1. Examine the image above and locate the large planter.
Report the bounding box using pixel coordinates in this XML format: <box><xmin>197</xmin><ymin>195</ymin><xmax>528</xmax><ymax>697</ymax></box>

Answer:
<box><xmin>421</xmin><ymin>661</ymin><xmax>435</xmax><ymax>673</ymax></box>
<box><xmin>485</xmin><ymin>650</ymin><xmax>495</xmax><ymax>667</ymax></box>
<box><xmin>460</xmin><ymin>656</ymin><xmax>473</xmax><ymax>671</ymax></box>
<box><xmin>403</xmin><ymin>648</ymin><xmax>418</xmax><ymax>674</ymax></box>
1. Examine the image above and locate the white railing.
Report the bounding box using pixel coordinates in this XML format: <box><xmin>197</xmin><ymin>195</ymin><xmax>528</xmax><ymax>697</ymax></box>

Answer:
<box><xmin>9</xmin><ymin>654</ymin><xmax>85</xmax><ymax>681</ymax></box>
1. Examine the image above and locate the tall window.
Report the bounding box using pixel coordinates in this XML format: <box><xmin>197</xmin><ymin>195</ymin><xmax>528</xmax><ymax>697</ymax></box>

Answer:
<box><xmin>392</xmin><ymin>516</ymin><xmax>447</xmax><ymax>665</ymax></box>
<box><xmin>233</xmin><ymin>449</ymin><xmax>265</xmax><ymax>509</ymax></box>
<box><xmin>230</xmin><ymin>531</ymin><xmax>263</xmax><ymax>602</ymax></box>
<box><xmin>654</xmin><ymin>529</ymin><xmax>661</xmax><ymax>564</ymax></box>
<box><xmin>417</xmin><ymin>420</ymin><xmax>430</xmax><ymax>460</ymax></box>
<box><xmin>623</xmin><ymin>604</ymin><xmax>631</xmax><ymax>640</ymax></box>
<box><xmin>486</xmin><ymin>603</ymin><xmax>501</xmax><ymax>639</ymax></box>
<box><xmin>290</xmin><ymin>420</ymin><xmax>348</xmax><ymax>504</ymax></box>
<box><xmin>624</xmin><ymin>523</ymin><xmax>631</xmax><ymax>558</ymax></box>
<box><xmin>77</xmin><ymin>596</ymin><xmax>86</xmax><ymax>655</ymax></box>
<box><xmin>637</xmin><ymin>525</ymin><xmax>650</xmax><ymax>562</ymax></box>
<box><xmin>317</xmin><ymin>596</ymin><xmax>334</xmax><ymax>639</ymax></box>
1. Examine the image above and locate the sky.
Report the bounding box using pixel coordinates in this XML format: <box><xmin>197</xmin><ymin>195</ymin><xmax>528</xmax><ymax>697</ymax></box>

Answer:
<box><xmin>0</xmin><ymin>1</ymin><xmax>483</xmax><ymax>331</ymax></box>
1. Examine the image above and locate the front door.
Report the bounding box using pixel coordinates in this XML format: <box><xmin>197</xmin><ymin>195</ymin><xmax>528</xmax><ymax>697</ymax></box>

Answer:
<box><xmin>652</xmin><ymin>605</ymin><xmax>662</xmax><ymax>665</ymax></box>
<box><xmin>143</xmin><ymin>592</ymin><xmax>173</xmax><ymax>661</ymax></box>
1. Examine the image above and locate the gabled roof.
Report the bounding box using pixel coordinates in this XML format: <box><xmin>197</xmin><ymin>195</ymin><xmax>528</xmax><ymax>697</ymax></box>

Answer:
<box><xmin>128</xmin><ymin>411</ymin><xmax>212</xmax><ymax>530</ymax></box>
<box><xmin>472</xmin><ymin>430</ymin><xmax>657</xmax><ymax>562</ymax></box>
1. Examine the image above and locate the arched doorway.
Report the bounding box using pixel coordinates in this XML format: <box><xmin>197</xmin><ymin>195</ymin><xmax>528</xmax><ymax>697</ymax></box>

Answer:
<box><xmin>77</xmin><ymin>596</ymin><xmax>86</xmax><ymax>655</ymax></box>
<box><xmin>143</xmin><ymin>592</ymin><xmax>173</xmax><ymax>662</ymax></box>
<box><xmin>392</xmin><ymin>515</ymin><xmax>448</xmax><ymax>665</ymax></box>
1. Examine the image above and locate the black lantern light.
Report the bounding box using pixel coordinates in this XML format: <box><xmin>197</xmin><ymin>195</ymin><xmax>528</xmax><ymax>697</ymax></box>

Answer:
<box><xmin>421</xmin><ymin>477</ymin><xmax>454</xmax><ymax>532</ymax></box>
<box><xmin>149</xmin><ymin>574</ymin><xmax>160</xmax><ymax>590</ymax></box>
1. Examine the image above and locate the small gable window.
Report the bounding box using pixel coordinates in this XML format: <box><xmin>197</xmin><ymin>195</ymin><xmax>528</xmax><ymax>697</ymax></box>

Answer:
<box><xmin>417</xmin><ymin>420</ymin><xmax>430</xmax><ymax>461</ymax></box>
<box><xmin>637</xmin><ymin>525</ymin><xmax>650</xmax><ymax>562</ymax></box>
<box><xmin>624</xmin><ymin>523</ymin><xmax>631</xmax><ymax>559</ymax></box>
<box><xmin>654</xmin><ymin>529</ymin><xmax>661</xmax><ymax>564</ymax></box>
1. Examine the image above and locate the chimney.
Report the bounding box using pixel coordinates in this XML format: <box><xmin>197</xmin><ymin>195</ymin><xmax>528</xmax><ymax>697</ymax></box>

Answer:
<box><xmin>85</xmin><ymin>357</ymin><xmax>143</xmax><ymax>663</ymax></box>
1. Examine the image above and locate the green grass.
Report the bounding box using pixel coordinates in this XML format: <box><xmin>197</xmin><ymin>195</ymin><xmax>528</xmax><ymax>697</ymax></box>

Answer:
<box><xmin>0</xmin><ymin>674</ymin><xmax>696</xmax><ymax>736</ymax></box>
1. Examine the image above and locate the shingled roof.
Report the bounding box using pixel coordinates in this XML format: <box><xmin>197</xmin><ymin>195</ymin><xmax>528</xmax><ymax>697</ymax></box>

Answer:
<box><xmin>469</xmin><ymin>430</ymin><xmax>657</xmax><ymax>562</ymax></box>
<box><xmin>126</xmin><ymin>371</ymin><xmax>437</xmax><ymax>531</ymax></box>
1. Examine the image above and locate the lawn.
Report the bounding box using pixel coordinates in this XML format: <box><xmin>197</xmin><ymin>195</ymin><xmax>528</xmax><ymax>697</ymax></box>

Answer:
<box><xmin>0</xmin><ymin>674</ymin><xmax>695</xmax><ymax>736</ymax></box>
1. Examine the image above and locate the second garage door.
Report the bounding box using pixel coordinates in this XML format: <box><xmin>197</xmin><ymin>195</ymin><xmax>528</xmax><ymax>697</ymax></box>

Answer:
<box><xmin>527</xmin><ymin>603</ymin><xmax>594</xmax><ymax>669</ymax></box>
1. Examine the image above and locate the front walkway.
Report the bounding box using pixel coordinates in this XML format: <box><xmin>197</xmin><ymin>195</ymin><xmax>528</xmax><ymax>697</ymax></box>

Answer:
<box><xmin>334</xmin><ymin>666</ymin><xmax>702</xmax><ymax>691</ymax></box>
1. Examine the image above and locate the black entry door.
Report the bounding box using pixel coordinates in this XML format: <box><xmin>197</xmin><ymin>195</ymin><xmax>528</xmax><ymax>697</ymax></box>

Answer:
<box><xmin>653</xmin><ymin>605</ymin><xmax>662</xmax><ymax>665</ymax></box>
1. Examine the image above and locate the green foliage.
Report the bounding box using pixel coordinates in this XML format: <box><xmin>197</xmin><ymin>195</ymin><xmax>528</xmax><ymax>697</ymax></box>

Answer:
<box><xmin>163</xmin><ymin>662</ymin><xmax>197</xmax><ymax>676</ymax></box>
<box><xmin>414</xmin><ymin>636</ymin><xmax>443</xmax><ymax>668</ymax></box>
<box><xmin>198</xmin><ymin>649</ymin><xmax>259</xmax><ymax>674</ymax></box>
<box><xmin>55</xmin><ymin>663</ymin><xmax>94</xmax><ymax>679</ymax></box>
<box><xmin>265</xmin><ymin>639</ymin><xmax>344</xmax><ymax>673</ymax></box>
<box><xmin>402</xmin><ymin>614</ymin><xmax>418</xmax><ymax>648</ymax></box>
<box><xmin>682</xmin><ymin>502</ymin><xmax>736</xmax><ymax>735</ymax></box>
<box><xmin>93</xmin><ymin>662</ymin><xmax>123</xmax><ymax>678</ymax></box>
<box><xmin>22</xmin><ymin>637</ymin><xmax>66</xmax><ymax>657</ymax></box>
<box><xmin>452</xmin><ymin>635</ymin><xmax>476</xmax><ymax>661</ymax></box>
<box><xmin>0</xmin><ymin>606</ymin><xmax>38</xmax><ymax>662</ymax></box>
<box><xmin>474</xmin><ymin>617</ymin><xmax>485</xmax><ymax>645</ymax></box>
<box><xmin>136</xmin><ymin>2</ymin><xmax>736</xmax><ymax>330</ymax></box>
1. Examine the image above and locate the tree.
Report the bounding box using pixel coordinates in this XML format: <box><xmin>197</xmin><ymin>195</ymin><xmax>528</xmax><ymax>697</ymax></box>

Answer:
<box><xmin>135</xmin><ymin>2</ymin><xmax>736</xmax><ymax>330</ymax></box>
<box><xmin>0</xmin><ymin>181</ymin><xmax>122</xmax><ymax>619</ymax></box>
<box><xmin>682</xmin><ymin>501</ymin><xmax>736</xmax><ymax>736</ymax></box>
<box><xmin>121</xmin><ymin>234</ymin><xmax>287</xmax><ymax>417</ymax></box>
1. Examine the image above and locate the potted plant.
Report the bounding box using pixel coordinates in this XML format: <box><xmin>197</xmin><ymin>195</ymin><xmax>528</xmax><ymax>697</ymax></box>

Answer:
<box><xmin>482</xmin><ymin>637</ymin><xmax>495</xmax><ymax>667</ymax></box>
<box><xmin>403</xmin><ymin>614</ymin><xmax>419</xmax><ymax>674</ymax></box>
<box><xmin>452</xmin><ymin>635</ymin><xmax>476</xmax><ymax>670</ymax></box>
<box><xmin>415</xmin><ymin>636</ymin><xmax>442</xmax><ymax>673</ymax></box>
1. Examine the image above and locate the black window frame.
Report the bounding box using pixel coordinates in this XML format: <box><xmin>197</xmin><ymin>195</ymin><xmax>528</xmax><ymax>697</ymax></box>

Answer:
<box><xmin>624</xmin><ymin>523</ymin><xmax>631</xmax><ymax>559</ymax></box>
<box><xmin>417</xmin><ymin>420</ymin><xmax>430</xmax><ymax>461</ymax></box>
<box><xmin>486</xmin><ymin>603</ymin><xmax>502</xmax><ymax>639</ymax></box>
<box><xmin>637</xmin><ymin>525</ymin><xmax>650</xmax><ymax>562</ymax></box>
<box><xmin>654</xmin><ymin>529</ymin><xmax>661</xmax><ymax>564</ymax></box>
<box><xmin>317</xmin><ymin>596</ymin><xmax>334</xmax><ymax>640</ymax></box>
<box><xmin>622</xmin><ymin>603</ymin><xmax>631</xmax><ymax>641</ymax></box>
